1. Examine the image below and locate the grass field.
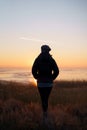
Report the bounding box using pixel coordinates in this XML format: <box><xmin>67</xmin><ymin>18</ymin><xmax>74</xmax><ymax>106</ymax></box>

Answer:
<box><xmin>0</xmin><ymin>80</ymin><xmax>87</xmax><ymax>130</ymax></box>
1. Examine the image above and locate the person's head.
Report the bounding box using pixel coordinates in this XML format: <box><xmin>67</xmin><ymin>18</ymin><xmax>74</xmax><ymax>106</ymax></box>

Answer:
<box><xmin>41</xmin><ymin>45</ymin><xmax>51</xmax><ymax>53</ymax></box>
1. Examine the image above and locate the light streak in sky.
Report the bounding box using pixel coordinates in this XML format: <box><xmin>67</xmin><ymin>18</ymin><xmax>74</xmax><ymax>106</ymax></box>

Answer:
<box><xmin>19</xmin><ymin>37</ymin><xmax>54</xmax><ymax>44</ymax></box>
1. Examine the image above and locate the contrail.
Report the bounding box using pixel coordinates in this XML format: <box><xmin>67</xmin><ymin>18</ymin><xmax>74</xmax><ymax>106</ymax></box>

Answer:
<box><xmin>19</xmin><ymin>37</ymin><xmax>53</xmax><ymax>44</ymax></box>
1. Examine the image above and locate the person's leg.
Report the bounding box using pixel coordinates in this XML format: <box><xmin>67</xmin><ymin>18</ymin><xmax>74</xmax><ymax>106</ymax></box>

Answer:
<box><xmin>38</xmin><ymin>87</ymin><xmax>52</xmax><ymax>113</ymax></box>
<box><xmin>38</xmin><ymin>87</ymin><xmax>46</xmax><ymax>112</ymax></box>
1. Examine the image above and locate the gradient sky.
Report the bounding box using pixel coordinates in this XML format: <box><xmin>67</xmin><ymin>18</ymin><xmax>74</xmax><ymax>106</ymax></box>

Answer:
<box><xmin>0</xmin><ymin>0</ymin><xmax>87</xmax><ymax>68</ymax></box>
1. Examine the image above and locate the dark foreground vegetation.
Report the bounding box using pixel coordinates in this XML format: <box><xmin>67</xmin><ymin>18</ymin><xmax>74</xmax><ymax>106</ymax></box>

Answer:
<box><xmin>0</xmin><ymin>80</ymin><xmax>87</xmax><ymax>130</ymax></box>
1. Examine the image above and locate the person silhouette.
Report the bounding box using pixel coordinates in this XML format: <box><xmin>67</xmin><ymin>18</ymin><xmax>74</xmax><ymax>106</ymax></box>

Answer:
<box><xmin>32</xmin><ymin>45</ymin><xmax>59</xmax><ymax>118</ymax></box>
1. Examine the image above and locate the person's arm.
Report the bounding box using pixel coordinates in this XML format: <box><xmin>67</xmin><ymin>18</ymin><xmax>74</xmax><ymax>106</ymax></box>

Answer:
<box><xmin>52</xmin><ymin>59</ymin><xmax>59</xmax><ymax>80</ymax></box>
<box><xmin>32</xmin><ymin>59</ymin><xmax>39</xmax><ymax>79</ymax></box>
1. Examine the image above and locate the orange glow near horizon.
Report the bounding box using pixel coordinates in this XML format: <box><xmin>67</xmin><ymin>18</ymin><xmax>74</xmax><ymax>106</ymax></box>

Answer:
<box><xmin>33</xmin><ymin>79</ymin><xmax>37</xmax><ymax>87</ymax></box>
<box><xmin>0</xmin><ymin>48</ymin><xmax>87</xmax><ymax>69</ymax></box>
<box><xmin>0</xmin><ymin>57</ymin><xmax>87</xmax><ymax>69</ymax></box>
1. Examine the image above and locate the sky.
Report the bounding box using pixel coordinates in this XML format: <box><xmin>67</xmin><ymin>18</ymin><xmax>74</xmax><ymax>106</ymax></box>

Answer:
<box><xmin>0</xmin><ymin>0</ymin><xmax>87</xmax><ymax>68</ymax></box>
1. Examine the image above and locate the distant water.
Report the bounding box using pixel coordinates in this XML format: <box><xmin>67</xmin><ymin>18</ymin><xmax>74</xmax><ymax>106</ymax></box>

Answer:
<box><xmin>0</xmin><ymin>67</ymin><xmax>87</xmax><ymax>83</ymax></box>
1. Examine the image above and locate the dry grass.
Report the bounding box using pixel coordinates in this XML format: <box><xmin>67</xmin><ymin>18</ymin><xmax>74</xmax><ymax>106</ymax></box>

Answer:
<box><xmin>0</xmin><ymin>80</ymin><xmax>87</xmax><ymax>130</ymax></box>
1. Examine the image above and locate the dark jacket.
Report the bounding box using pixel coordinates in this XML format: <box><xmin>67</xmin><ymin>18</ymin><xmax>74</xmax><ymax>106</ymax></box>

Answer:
<box><xmin>32</xmin><ymin>52</ymin><xmax>59</xmax><ymax>83</ymax></box>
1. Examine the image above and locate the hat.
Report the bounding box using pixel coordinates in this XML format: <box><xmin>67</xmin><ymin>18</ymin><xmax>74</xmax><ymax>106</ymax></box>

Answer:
<box><xmin>41</xmin><ymin>45</ymin><xmax>51</xmax><ymax>52</ymax></box>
